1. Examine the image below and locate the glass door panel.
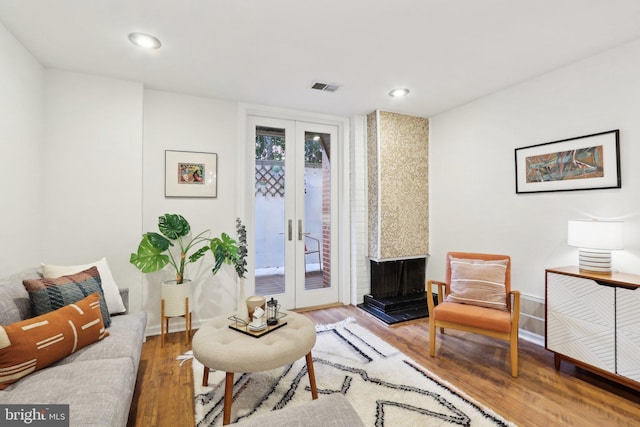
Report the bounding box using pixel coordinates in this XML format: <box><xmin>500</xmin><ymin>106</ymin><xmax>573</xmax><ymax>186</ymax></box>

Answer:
<box><xmin>252</xmin><ymin>118</ymin><xmax>295</xmax><ymax>309</ymax></box>
<box><xmin>295</xmin><ymin>123</ymin><xmax>338</xmax><ymax>308</ymax></box>
<box><xmin>303</xmin><ymin>131</ymin><xmax>329</xmax><ymax>291</ymax></box>
<box><xmin>250</xmin><ymin>117</ymin><xmax>338</xmax><ymax>309</ymax></box>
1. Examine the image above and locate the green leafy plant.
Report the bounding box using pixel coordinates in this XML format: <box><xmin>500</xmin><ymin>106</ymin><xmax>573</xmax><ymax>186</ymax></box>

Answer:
<box><xmin>234</xmin><ymin>218</ymin><xmax>248</xmax><ymax>278</ymax></box>
<box><xmin>130</xmin><ymin>213</ymin><xmax>247</xmax><ymax>284</ymax></box>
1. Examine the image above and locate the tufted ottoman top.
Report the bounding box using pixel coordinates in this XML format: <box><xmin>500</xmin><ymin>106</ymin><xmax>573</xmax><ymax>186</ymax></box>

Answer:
<box><xmin>192</xmin><ymin>310</ymin><xmax>317</xmax><ymax>373</ymax></box>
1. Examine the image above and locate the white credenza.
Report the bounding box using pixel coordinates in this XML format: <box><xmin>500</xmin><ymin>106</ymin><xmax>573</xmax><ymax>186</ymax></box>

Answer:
<box><xmin>546</xmin><ymin>267</ymin><xmax>640</xmax><ymax>391</ymax></box>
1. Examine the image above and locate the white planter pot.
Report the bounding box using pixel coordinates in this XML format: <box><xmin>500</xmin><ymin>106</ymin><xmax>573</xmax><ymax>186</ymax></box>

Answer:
<box><xmin>161</xmin><ymin>280</ymin><xmax>192</xmax><ymax>316</ymax></box>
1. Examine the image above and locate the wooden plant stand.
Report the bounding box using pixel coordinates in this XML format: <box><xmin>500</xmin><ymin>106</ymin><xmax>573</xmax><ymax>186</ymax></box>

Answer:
<box><xmin>161</xmin><ymin>297</ymin><xmax>192</xmax><ymax>347</ymax></box>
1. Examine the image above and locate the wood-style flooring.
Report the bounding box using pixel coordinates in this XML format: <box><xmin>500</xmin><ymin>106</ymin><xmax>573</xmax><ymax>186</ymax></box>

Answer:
<box><xmin>128</xmin><ymin>305</ymin><xmax>640</xmax><ymax>427</ymax></box>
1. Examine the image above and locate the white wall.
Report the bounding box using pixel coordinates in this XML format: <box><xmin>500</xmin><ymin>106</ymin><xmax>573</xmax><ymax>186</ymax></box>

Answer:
<box><xmin>429</xmin><ymin>39</ymin><xmax>640</xmax><ymax>299</ymax></box>
<box><xmin>0</xmin><ymin>24</ymin><xmax>44</xmax><ymax>274</ymax></box>
<box><xmin>350</xmin><ymin>115</ymin><xmax>369</xmax><ymax>304</ymax></box>
<box><xmin>142</xmin><ymin>89</ymin><xmax>239</xmax><ymax>334</ymax></box>
<box><xmin>1</xmin><ymin>20</ymin><xmax>356</xmax><ymax>336</ymax></box>
<box><xmin>11</xmin><ymin>71</ymin><xmax>241</xmax><ymax>335</ymax></box>
<box><xmin>41</xmin><ymin>70</ymin><xmax>145</xmax><ymax>310</ymax></box>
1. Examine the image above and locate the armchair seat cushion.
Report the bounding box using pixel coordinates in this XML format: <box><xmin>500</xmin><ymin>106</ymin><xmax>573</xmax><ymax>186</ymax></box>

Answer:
<box><xmin>434</xmin><ymin>301</ymin><xmax>511</xmax><ymax>334</ymax></box>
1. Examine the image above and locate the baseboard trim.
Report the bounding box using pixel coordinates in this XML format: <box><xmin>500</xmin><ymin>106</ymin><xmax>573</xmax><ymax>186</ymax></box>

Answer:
<box><xmin>519</xmin><ymin>328</ymin><xmax>544</xmax><ymax>347</ymax></box>
<box><xmin>145</xmin><ymin>318</ymin><xmax>209</xmax><ymax>338</ymax></box>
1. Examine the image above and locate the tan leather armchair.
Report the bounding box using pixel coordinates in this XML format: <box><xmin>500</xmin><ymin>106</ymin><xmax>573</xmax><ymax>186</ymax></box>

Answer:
<box><xmin>426</xmin><ymin>252</ymin><xmax>521</xmax><ymax>377</ymax></box>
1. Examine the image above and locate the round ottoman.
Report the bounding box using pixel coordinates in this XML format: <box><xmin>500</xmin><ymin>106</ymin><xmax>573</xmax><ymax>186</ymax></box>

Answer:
<box><xmin>192</xmin><ymin>310</ymin><xmax>318</xmax><ymax>425</ymax></box>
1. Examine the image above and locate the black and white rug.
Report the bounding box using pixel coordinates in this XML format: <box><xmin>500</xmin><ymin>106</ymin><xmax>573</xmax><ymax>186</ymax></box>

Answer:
<box><xmin>193</xmin><ymin>318</ymin><xmax>516</xmax><ymax>426</ymax></box>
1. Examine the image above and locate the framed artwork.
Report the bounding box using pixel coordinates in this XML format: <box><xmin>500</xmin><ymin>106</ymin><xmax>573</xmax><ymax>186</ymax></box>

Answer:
<box><xmin>515</xmin><ymin>130</ymin><xmax>620</xmax><ymax>194</ymax></box>
<box><xmin>165</xmin><ymin>150</ymin><xmax>217</xmax><ymax>198</ymax></box>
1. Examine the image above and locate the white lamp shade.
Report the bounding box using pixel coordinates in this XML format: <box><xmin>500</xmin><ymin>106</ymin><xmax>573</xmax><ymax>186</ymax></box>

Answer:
<box><xmin>567</xmin><ymin>219</ymin><xmax>624</xmax><ymax>250</ymax></box>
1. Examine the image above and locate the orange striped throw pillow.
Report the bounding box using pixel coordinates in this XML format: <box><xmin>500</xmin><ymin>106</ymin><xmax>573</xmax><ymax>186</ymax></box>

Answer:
<box><xmin>0</xmin><ymin>293</ymin><xmax>109</xmax><ymax>389</ymax></box>
<box><xmin>445</xmin><ymin>257</ymin><xmax>508</xmax><ymax>310</ymax></box>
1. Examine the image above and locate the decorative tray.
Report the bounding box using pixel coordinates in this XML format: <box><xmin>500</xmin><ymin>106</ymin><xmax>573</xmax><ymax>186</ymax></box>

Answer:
<box><xmin>228</xmin><ymin>313</ymin><xmax>288</xmax><ymax>338</ymax></box>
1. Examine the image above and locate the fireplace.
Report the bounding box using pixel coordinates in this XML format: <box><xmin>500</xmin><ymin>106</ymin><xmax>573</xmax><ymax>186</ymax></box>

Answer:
<box><xmin>358</xmin><ymin>257</ymin><xmax>431</xmax><ymax>324</ymax></box>
<box><xmin>363</xmin><ymin>111</ymin><xmax>430</xmax><ymax>324</ymax></box>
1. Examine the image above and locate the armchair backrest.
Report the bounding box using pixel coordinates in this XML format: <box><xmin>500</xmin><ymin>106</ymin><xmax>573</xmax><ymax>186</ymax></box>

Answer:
<box><xmin>445</xmin><ymin>252</ymin><xmax>512</xmax><ymax>309</ymax></box>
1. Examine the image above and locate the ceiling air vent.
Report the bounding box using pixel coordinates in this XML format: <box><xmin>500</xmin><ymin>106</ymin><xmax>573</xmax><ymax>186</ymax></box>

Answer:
<box><xmin>311</xmin><ymin>81</ymin><xmax>340</xmax><ymax>92</ymax></box>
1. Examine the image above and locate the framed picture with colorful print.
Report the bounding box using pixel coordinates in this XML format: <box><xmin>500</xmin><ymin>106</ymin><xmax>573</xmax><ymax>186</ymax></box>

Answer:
<box><xmin>165</xmin><ymin>150</ymin><xmax>217</xmax><ymax>198</ymax></box>
<box><xmin>515</xmin><ymin>130</ymin><xmax>620</xmax><ymax>194</ymax></box>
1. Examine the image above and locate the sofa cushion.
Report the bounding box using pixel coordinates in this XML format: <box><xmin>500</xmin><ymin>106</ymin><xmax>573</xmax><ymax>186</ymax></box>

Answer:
<box><xmin>41</xmin><ymin>257</ymin><xmax>126</xmax><ymax>314</ymax></box>
<box><xmin>23</xmin><ymin>266</ymin><xmax>112</xmax><ymax>327</ymax></box>
<box><xmin>53</xmin><ymin>311</ymin><xmax>147</xmax><ymax>372</ymax></box>
<box><xmin>0</xmin><ymin>293</ymin><xmax>109</xmax><ymax>390</ymax></box>
<box><xmin>445</xmin><ymin>256</ymin><xmax>508</xmax><ymax>310</ymax></box>
<box><xmin>0</xmin><ymin>357</ymin><xmax>135</xmax><ymax>427</ymax></box>
<box><xmin>0</xmin><ymin>268</ymin><xmax>41</xmax><ymax>325</ymax></box>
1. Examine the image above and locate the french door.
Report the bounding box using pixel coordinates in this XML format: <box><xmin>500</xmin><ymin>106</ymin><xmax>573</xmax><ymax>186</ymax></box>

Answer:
<box><xmin>249</xmin><ymin>116</ymin><xmax>339</xmax><ymax>309</ymax></box>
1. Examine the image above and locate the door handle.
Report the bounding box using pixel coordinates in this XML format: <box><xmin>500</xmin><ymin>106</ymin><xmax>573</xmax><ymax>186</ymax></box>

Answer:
<box><xmin>288</xmin><ymin>219</ymin><xmax>292</xmax><ymax>241</ymax></box>
<box><xmin>298</xmin><ymin>220</ymin><xmax>303</xmax><ymax>241</ymax></box>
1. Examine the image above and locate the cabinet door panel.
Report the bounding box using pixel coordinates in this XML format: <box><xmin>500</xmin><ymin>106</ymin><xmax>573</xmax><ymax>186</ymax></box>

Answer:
<box><xmin>547</xmin><ymin>273</ymin><xmax>615</xmax><ymax>373</ymax></box>
<box><xmin>616</xmin><ymin>288</ymin><xmax>640</xmax><ymax>381</ymax></box>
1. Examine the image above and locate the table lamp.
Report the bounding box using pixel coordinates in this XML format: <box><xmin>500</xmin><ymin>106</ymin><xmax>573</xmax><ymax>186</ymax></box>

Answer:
<box><xmin>567</xmin><ymin>219</ymin><xmax>623</xmax><ymax>273</ymax></box>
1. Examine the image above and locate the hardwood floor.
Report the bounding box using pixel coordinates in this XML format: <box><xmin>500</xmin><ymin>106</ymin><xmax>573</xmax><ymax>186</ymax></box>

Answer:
<box><xmin>128</xmin><ymin>305</ymin><xmax>640</xmax><ymax>427</ymax></box>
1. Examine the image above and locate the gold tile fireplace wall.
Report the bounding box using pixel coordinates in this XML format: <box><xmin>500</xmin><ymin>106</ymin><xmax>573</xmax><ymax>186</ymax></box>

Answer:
<box><xmin>361</xmin><ymin>111</ymin><xmax>429</xmax><ymax>324</ymax></box>
<box><xmin>367</xmin><ymin>111</ymin><xmax>429</xmax><ymax>259</ymax></box>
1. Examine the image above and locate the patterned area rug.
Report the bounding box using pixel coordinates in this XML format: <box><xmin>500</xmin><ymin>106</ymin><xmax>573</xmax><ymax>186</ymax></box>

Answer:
<box><xmin>193</xmin><ymin>318</ymin><xmax>515</xmax><ymax>426</ymax></box>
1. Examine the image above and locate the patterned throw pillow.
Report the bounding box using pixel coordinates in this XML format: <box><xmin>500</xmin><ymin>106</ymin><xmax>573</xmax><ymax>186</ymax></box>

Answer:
<box><xmin>445</xmin><ymin>257</ymin><xmax>508</xmax><ymax>310</ymax></box>
<box><xmin>41</xmin><ymin>257</ymin><xmax>126</xmax><ymax>314</ymax></box>
<box><xmin>23</xmin><ymin>266</ymin><xmax>112</xmax><ymax>327</ymax></box>
<box><xmin>0</xmin><ymin>293</ymin><xmax>109</xmax><ymax>389</ymax></box>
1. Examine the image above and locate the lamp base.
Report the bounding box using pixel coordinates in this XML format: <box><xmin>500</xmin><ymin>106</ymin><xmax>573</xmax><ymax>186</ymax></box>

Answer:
<box><xmin>578</xmin><ymin>249</ymin><xmax>612</xmax><ymax>273</ymax></box>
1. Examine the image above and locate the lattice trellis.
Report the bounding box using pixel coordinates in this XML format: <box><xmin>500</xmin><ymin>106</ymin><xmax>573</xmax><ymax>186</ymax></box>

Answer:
<box><xmin>255</xmin><ymin>161</ymin><xmax>285</xmax><ymax>197</ymax></box>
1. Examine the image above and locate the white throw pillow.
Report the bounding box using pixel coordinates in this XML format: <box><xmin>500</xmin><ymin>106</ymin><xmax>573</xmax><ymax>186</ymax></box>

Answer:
<box><xmin>445</xmin><ymin>257</ymin><xmax>509</xmax><ymax>310</ymax></box>
<box><xmin>41</xmin><ymin>257</ymin><xmax>127</xmax><ymax>314</ymax></box>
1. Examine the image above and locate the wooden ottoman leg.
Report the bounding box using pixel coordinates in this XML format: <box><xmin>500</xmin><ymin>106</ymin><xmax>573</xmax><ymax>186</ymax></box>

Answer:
<box><xmin>202</xmin><ymin>366</ymin><xmax>210</xmax><ymax>387</ymax></box>
<box><xmin>223</xmin><ymin>372</ymin><xmax>234</xmax><ymax>425</ymax></box>
<box><xmin>305</xmin><ymin>352</ymin><xmax>318</xmax><ymax>399</ymax></box>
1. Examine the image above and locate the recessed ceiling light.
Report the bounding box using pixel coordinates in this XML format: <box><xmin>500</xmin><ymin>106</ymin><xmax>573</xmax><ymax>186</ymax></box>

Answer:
<box><xmin>389</xmin><ymin>88</ymin><xmax>410</xmax><ymax>97</ymax></box>
<box><xmin>128</xmin><ymin>32</ymin><xmax>162</xmax><ymax>49</ymax></box>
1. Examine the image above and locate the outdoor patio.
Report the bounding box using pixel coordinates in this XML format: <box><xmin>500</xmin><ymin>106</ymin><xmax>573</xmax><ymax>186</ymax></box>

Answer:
<box><xmin>255</xmin><ymin>270</ymin><xmax>325</xmax><ymax>295</ymax></box>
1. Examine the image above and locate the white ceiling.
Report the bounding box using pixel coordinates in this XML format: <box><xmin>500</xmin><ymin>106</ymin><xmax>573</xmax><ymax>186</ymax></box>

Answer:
<box><xmin>2</xmin><ymin>0</ymin><xmax>640</xmax><ymax>118</ymax></box>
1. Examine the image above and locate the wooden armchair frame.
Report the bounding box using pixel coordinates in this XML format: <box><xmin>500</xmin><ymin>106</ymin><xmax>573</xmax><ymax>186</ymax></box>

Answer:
<box><xmin>426</xmin><ymin>252</ymin><xmax>521</xmax><ymax>377</ymax></box>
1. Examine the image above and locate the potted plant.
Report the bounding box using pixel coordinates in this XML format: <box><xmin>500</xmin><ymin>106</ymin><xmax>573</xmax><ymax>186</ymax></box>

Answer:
<box><xmin>130</xmin><ymin>213</ymin><xmax>247</xmax><ymax>315</ymax></box>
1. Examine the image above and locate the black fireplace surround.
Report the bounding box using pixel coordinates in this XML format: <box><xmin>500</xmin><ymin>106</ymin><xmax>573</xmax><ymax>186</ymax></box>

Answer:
<box><xmin>358</xmin><ymin>257</ymin><xmax>433</xmax><ymax>324</ymax></box>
